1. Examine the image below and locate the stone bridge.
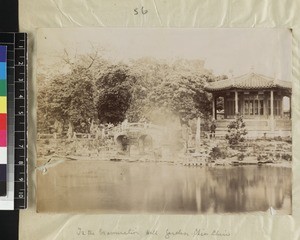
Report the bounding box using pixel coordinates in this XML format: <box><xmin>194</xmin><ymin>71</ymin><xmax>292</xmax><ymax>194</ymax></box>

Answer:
<box><xmin>113</xmin><ymin>123</ymin><xmax>165</xmax><ymax>153</ymax></box>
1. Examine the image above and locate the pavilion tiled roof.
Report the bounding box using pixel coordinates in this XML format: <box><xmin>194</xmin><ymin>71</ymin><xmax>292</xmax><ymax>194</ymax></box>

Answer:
<box><xmin>205</xmin><ymin>73</ymin><xmax>292</xmax><ymax>92</ymax></box>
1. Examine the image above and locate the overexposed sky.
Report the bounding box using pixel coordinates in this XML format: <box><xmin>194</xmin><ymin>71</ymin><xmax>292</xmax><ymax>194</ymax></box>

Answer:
<box><xmin>37</xmin><ymin>28</ymin><xmax>291</xmax><ymax>80</ymax></box>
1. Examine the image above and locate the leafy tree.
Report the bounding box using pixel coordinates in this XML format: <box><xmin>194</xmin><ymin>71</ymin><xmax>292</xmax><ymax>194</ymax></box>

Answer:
<box><xmin>37</xmin><ymin>84</ymin><xmax>52</xmax><ymax>133</ymax></box>
<box><xmin>95</xmin><ymin>64</ymin><xmax>135</xmax><ymax>124</ymax></box>
<box><xmin>126</xmin><ymin>58</ymin><xmax>218</xmax><ymax>125</ymax></box>
<box><xmin>37</xmin><ymin>49</ymin><xmax>109</xmax><ymax>133</ymax></box>
<box><xmin>38</xmin><ymin>67</ymin><xmax>96</xmax><ymax>132</ymax></box>
<box><xmin>125</xmin><ymin>58</ymin><xmax>170</xmax><ymax>122</ymax></box>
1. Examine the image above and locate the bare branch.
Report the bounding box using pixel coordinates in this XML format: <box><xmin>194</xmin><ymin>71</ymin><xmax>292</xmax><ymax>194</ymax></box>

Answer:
<box><xmin>62</xmin><ymin>48</ymin><xmax>72</xmax><ymax>65</ymax></box>
<box><xmin>86</xmin><ymin>48</ymin><xmax>99</xmax><ymax>69</ymax></box>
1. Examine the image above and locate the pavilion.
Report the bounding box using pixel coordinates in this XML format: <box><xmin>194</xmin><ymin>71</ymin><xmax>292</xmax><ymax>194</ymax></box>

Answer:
<box><xmin>204</xmin><ymin>72</ymin><xmax>292</xmax><ymax>137</ymax></box>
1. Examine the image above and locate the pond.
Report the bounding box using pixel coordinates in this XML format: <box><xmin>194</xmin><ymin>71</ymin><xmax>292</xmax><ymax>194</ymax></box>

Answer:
<box><xmin>37</xmin><ymin>160</ymin><xmax>291</xmax><ymax>214</ymax></box>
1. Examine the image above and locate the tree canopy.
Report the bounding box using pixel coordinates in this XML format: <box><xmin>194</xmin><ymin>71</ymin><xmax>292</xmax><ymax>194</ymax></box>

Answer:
<box><xmin>37</xmin><ymin>54</ymin><xmax>227</xmax><ymax>133</ymax></box>
<box><xmin>95</xmin><ymin>64</ymin><xmax>135</xmax><ymax>124</ymax></box>
<box><xmin>38</xmin><ymin>67</ymin><xmax>96</xmax><ymax>132</ymax></box>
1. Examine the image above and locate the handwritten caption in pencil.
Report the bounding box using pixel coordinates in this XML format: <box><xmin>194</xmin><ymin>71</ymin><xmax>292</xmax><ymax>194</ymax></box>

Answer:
<box><xmin>77</xmin><ymin>227</ymin><xmax>231</xmax><ymax>238</ymax></box>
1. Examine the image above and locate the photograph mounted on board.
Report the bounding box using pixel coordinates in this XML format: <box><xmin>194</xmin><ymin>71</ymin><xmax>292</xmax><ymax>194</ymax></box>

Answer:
<box><xmin>36</xmin><ymin>28</ymin><xmax>292</xmax><ymax>213</ymax></box>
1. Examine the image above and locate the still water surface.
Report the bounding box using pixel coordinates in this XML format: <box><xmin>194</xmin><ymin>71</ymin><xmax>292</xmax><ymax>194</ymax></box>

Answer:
<box><xmin>37</xmin><ymin>161</ymin><xmax>291</xmax><ymax>214</ymax></box>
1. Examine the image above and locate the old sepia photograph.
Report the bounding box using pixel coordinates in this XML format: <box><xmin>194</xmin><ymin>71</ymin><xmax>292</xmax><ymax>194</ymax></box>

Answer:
<box><xmin>36</xmin><ymin>28</ymin><xmax>292</xmax><ymax>214</ymax></box>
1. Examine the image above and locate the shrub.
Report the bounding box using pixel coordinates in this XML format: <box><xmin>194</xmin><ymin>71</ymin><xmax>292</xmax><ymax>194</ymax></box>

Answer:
<box><xmin>284</xmin><ymin>136</ymin><xmax>292</xmax><ymax>144</ymax></box>
<box><xmin>238</xmin><ymin>153</ymin><xmax>245</xmax><ymax>161</ymax></box>
<box><xmin>221</xmin><ymin>151</ymin><xmax>227</xmax><ymax>159</ymax></box>
<box><xmin>274</xmin><ymin>136</ymin><xmax>282</xmax><ymax>141</ymax></box>
<box><xmin>225</xmin><ymin>114</ymin><xmax>248</xmax><ymax>148</ymax></box>
<box><xmin>282</xmin><ymin>153</ymin><xmax>292</xmax><ymax>161</ymax></box>
<box><xmin>209</xmin><ymin>146</ymin><xmax>222</xmax><ymax>160</ymax></box>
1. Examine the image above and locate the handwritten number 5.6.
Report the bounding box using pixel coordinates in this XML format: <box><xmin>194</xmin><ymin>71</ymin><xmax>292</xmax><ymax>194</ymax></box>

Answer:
<box><xmin>134</xmin><ymin>7</ymin><xmax>148</xmax><ymax>15</ymax></box>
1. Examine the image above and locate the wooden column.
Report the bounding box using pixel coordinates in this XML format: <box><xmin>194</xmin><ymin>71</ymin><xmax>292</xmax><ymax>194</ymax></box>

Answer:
<box><xmin>281</xmin><ymin>96</ymin><xmax>284</xmax><ymax>118</ymax></box>
<box><xmin>224</xmin><ymin>96</ymin><xmax>227</xmax><ymax>119</ymax></box>
<box><xmin>240</xmin><ymin>94</ymin><xmax>244</xmax><ymax>115</ymax></box>
<box><xmin>270</xmin><ymin>90</ymin><xmax>274</xmax><ymax>117</ymax></box>
<box><xmin>235</xmin><ymin>91</ymin><xmax>238</xmax><ymax>114</ymax></box>
<box><xmin>270</xmin><ymin>90</ymin><xmax>274</xmax><ymax>131</ymax></box>
<box><xmin>212</xmin><ymin>94</ymin><xmax>216</xmax><ymax>120</ymax></box>
<box><xmin>289</xmin><ymin>95</ymin><xmax>292</xmax><ymax>119</ymax></box>
<box><xmin>263</xmin><ymin>93</ymin><xmax>267</xmax><ymax>118</ymax></box>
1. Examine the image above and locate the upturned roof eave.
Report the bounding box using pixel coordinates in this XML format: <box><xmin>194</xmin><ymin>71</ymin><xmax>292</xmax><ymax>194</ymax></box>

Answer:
<box><xmin>204</xmin><ymin>85</ymin><xmax>292</xmax><ymax>92</ymax></box>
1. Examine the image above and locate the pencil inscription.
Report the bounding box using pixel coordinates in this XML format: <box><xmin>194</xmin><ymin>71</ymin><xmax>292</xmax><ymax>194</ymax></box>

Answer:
<box><xmin>75</xmin><ymin>227</ymin><xmax>231</xmax><ymax>238</ymax></box>
<box><xmin>134</xmin><ymin>6</ymin><xmax>148</xmax><ymax>15</ymax></box>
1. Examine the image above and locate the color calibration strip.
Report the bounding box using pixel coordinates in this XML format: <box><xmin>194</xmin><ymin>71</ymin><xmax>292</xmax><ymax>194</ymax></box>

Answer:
<box><xmin>0</xmin><ymin>45</ymin><xmax>7</xmax><ymax>196</ymax></box>
<box><xmin>0</xmin><ymin>33</ymin><xmax>14</xmax><ymax>209</ymax></box>
<box><xmin>0</xmin><ymin>32</ymin><xmax>28</xmax><ymax>210</ymax></box>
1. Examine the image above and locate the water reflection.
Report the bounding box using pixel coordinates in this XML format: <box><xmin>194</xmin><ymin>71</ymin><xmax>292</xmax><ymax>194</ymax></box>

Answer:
<box><xmin>37</xmin><ymin>161</ymin><xmax>291</xmax><ymax>214</ymax></box>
